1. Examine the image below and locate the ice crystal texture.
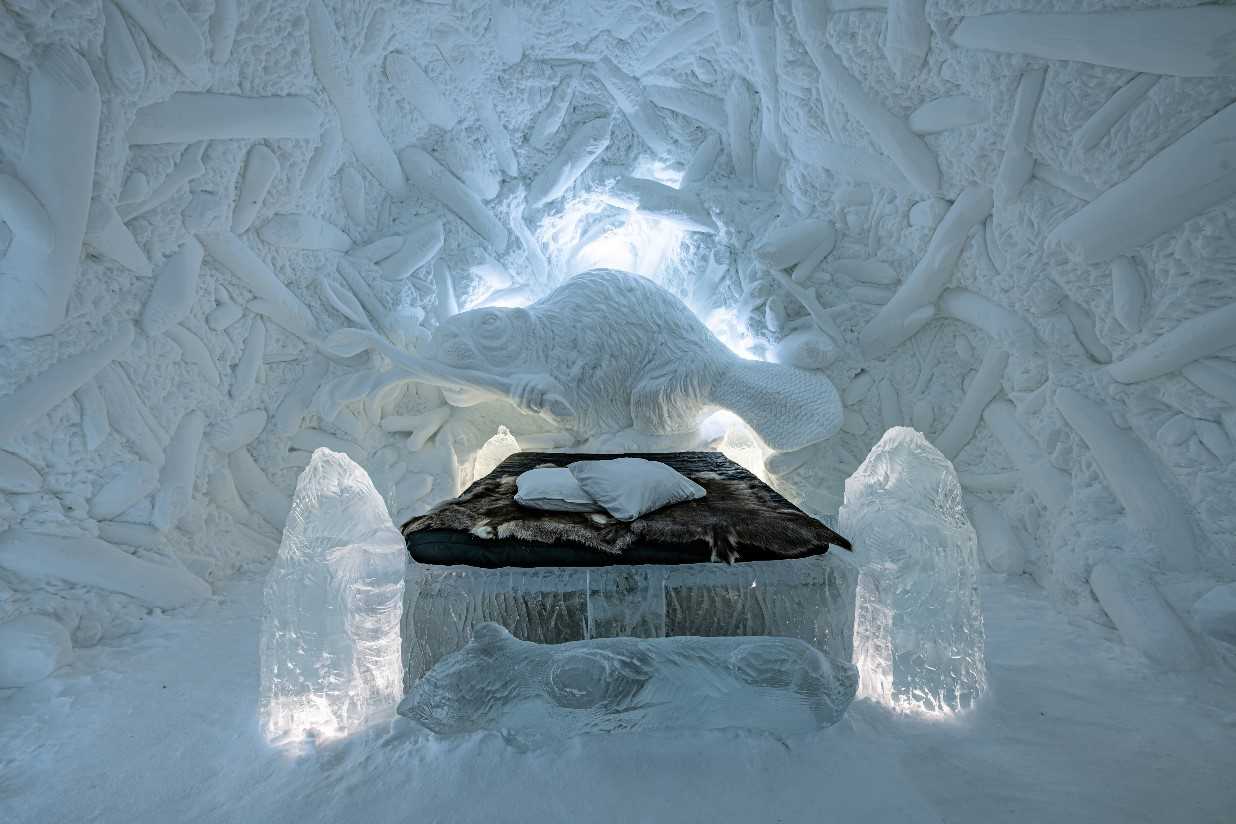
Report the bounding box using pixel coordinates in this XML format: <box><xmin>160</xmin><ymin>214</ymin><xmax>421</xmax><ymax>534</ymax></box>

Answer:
<box><xmin>840</xmin><ymin>428</ymin><xmax>986</xmax><ymax>715</ymax></box>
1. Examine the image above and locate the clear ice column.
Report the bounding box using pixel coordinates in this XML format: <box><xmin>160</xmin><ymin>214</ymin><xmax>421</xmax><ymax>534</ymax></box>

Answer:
<box><xmin>840</xmin><ymin>427</ymin><xmax>987</xmax><ymax>715</ymax></box>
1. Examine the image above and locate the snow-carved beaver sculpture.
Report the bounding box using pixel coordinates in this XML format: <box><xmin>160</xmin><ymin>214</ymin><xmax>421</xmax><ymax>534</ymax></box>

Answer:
<box><xmin>397</xmin><ymin>622</ymin><xmax>858</xmax><ymax>746</ymax></box>
<box><xmin>428</xmin><ymin>269</ymin><xmax>842</xmax><ymax>452</ymax></box>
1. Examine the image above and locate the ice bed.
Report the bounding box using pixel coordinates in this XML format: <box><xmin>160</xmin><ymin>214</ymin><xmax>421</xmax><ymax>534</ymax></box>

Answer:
<box><xmin>399</xmin><ymin>452</ymin><xmax>857</xmax><ymax>685</ymax></box>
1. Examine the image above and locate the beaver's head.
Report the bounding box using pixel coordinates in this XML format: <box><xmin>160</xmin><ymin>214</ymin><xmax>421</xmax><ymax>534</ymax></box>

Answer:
<box><xmin>429</xmin><ymin>306</ymin><xmax>534</xmax><ymax>371</ymax></box>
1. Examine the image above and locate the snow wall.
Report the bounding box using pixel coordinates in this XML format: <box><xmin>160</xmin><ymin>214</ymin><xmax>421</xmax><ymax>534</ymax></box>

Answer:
<box><xmin>1</xmin><ymin>0</ymin><xmax>1234</xmax><ymax>671</ymax></box>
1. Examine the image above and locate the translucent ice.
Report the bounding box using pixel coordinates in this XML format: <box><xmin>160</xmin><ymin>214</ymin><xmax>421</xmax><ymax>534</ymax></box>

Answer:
<box><xmin>398</xmin><ymin>623</ymin><xmax>857</xmax><ymax>747</ymax></box>
<box><xmin>402</xmin><ymin>553</ymin><xmax>857</xmax><ymax>686</ymax></box>
<box><xmin>840</xmin><ymin>427</ymin><xmax>987</xmax><ymax>715</ymax></box>
<box><xmin>259</xmin><ymin>448</ymin><xmax>406</xmax><ymax>745</ymax></box>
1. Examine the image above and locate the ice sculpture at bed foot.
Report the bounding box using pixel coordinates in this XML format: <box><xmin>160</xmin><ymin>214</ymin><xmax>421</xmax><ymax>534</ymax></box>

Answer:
<box><xmin>840</xmin><ymin>428</ymin><xmax>987</xmax><ymax>715</ymax></box>
<box><xmin>259</xmin><ymin>448</ymin><xmax>406</xmax><ymax>744</ymax></box>
<box><xmin>398</xmin><ymin>623</ymin><xmax>857</xmax><ymax>747</ymax></box>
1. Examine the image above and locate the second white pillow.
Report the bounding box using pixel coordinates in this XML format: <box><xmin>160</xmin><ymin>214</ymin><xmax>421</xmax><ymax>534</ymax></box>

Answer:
<box><xmin>514</xmin><ymin>466</ymin><xmax>602</xmax><ymax>512</ymax></box>
<box><xmin>568</xmin><ymin>458</ymin><xmax>706</xmax><ymax>521</ymax></box>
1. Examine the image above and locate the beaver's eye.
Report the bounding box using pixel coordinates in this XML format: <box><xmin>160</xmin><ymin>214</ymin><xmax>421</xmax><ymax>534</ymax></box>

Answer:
<box><xmin>481</xmin><ymin>313</ymin><xmax>499</xmax><ymax>328</ymax></box>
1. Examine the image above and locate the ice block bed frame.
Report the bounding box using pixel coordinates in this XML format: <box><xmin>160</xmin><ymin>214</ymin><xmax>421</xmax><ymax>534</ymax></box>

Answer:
<box><xmin>400</xmin><ymin>452</ymin><xmax>857</xmax><ymax>686</ymax></box>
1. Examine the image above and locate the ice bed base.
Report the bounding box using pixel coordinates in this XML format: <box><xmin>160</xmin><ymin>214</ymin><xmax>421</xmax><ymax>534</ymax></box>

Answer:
<box><xmin>402</xmin><ymin>553</ymin><xmax>858</xmax><ymax>687</ymax></box>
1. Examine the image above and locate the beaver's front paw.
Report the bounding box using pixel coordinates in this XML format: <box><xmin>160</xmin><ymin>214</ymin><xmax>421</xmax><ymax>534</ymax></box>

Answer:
<box><xmin>510</xmin><ymin>374</ymin><xmax>553</xmax><ymax>413</ymax></box>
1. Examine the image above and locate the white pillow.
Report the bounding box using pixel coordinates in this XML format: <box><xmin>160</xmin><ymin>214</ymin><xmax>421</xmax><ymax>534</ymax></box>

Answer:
<box><xmin>567</xmin><ymin>458</ymin><xmax>706</xmax><ymax>521</ymax></box>
<box><xmin>514</xmin><ymin>467</ymin><xmax>602</xmax><ymax>512</ymax></box>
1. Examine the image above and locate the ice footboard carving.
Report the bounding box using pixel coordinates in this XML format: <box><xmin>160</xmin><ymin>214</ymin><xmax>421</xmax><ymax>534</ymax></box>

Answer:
<box><xmin>401</xmin><ymin>553</ymin><xmax>857</xmax><ymax>686</ymax></box>
<box><xmin>398</xmin><ymin>623</ymin><xmax>858</xmax><ymax>747</ymax></box>
<box><xmin>841</xmin><ymin>427</ymin><xmax>987</xmax><ymax>716</ymax></box>
<box><xmin>259</xmin><ymin>449</ymin><xmax>406</xmax><ymax>745</ymax></box>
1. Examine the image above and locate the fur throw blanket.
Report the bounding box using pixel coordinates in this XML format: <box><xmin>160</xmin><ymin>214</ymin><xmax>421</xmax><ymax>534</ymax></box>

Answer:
<box><xmin>402</xmin><ymin>451</ymin><xmax>851</xmax><ymax>564</ymax></box>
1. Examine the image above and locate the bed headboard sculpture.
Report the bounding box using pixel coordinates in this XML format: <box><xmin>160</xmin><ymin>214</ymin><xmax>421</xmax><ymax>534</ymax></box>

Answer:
<box><xmin>422</xmin><ymin>269</ymin><xmax>843</xmax><ymax>452</ymax></box>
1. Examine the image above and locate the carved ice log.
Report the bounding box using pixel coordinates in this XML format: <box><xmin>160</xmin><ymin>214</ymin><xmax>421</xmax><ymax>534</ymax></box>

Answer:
<box><xmin>290</xmin><ymin>429</ymin><xmax>365</xmax><ymax>463</ymax></box>
<box><xmin>113</xmin><ymin>0</ymin><xmax>205</xmax><ymax>79</ymax></box>
<box><xmin>118</xmin><ymin>141</ymin><xmax>206</xmax><ymax>222</ymax></box>
<box><xmin>232</xmin><ymin>319</ymin><xmax>266</xmax><ymax>402</ymax></box>
<box><xmin>96</xmin><ymin>521</ymin><xmax>162</xmax><ymax>550</ymax></box>
<box><xmin>832</xmin><ymin>259</ymin><xmax>897</xmax><ymax>285</ymax></box>
<box><xmin>0</xmin><ymin>450</ymin><xmax>42</xmax><ymax>493</ymax></box>
<box><xmin>0</xmin><ymin>324</ymin><xmax>133</xmax><ymax>445</ymax></box>
<box><xmin>209</xmin><ymin>409</ymin><xmax>268</xmax><ymax>453</ymax></box>
<box><xmin>0</xmin><ymin>47</ymin><xmax>100</xmax><ymax>339</ymax></box>
<box><xmin>995</xmin><ymin>67</ymin><xmax>1045</xmax><ymax>206</ymax></box>
<box><xmin>433</xmin><ymin>260</ymin><xmax>459</xmax><ymax>323</ymax></box>
<box><xmin>812</xmin><ymin>141</ymin><xmax>911</xmax><ymax>191</ymax></box>
<box><xmin>725</xmin><ymin>75</ymin><xmax>755</xmax><ymax>182</ymax></box>
<box><xmin>953</xmin><ymin>8</ymin><xmax>1236</xmax><ymax>78</ymax></box>
<box><xmin>959</xmin><ymin>470</ymin><xmax>1020</xmax><ymax>493</ymax></box>
<box><xmin>199</xmin><ymin>233</ymin><xmax>317</xmax><ymax>338</ymax></box>
<box><xmin>528</xmin><ymin>117</ymin><xmax>612</xmax><ymax>208</ymax></box>
<box><xmin>983</xmin><ymin>399</ymin><xmax>1070</xmax><ymax>513</ymax></box>
<box><xmin>768</xmin><ymin>269</ymin><xmax>845</xmax><ymax>343</ymax></box>
<box><xmin>399</xmin><ymin>147</ymin><xmax>509</xmax><ymax>250</ymax></box>
<box><xmin>385</xmin><ymin>52</ymin><xmax>458</xmax><ymax>130</ymax></box>
<box><xmin>746</xmin><ymin>1</ymin><xmax>781</xmax><ymax>151</ymax></box>
<box><xmin>754</xmin><ymin>219</ymin><xmax>834</xmax><ymax>270</ymax></box>
<box><xmin>232</xmin><ymin>145</ymin><xmax>278</xmax><ymax>234</ymax></box>
<box><xmin>302</xmin><ymin>122</ymin><xmax>342</xmax><ymax>192</ymax></box>
<box><xmin>229</xmin><ymin>448</ymin><xmax>291</xmax><ymax>531</ymax></box>
<box><xmin>152</xmin><ymin>410</ymin><xmax>205</xmax><ymax>530</ymax></box>
<box><xmin>510</xmin><ymin>210</ymin><xmax>549</xmax><ymax>283</ymax></box>
<box><xmin>340</xmin><ymin>167</ymin><xmax>365</xmax><ymax>225</ymax></box>
<box><xmin>308</xmin><ymin>0</ymin><xmax>406</xmax><ymax>195</ymax></box>
<box><xmin>1062</xmin><ymin>300</ymin><xmax>1112</xmax><ymax>363</ymax></box>
<box><xmin>275</xmin><ymin>358</ymin><xmax>330</xmax><ymax>435</ymax></box>
<box><xmin>642</xmin><ymin>12</ymin><xmax>716</xmax><ymax>73</ymax></box>
<box><xmin>95</xmin><ymin>364</ymin><xmax>164</xmax><ymax>464</ymax></box>
<box><xmin>883</xmin><ymin>0</ymin><xmax>929</xmax><ymax>81</ymax></box>
<box><xmin>1109</xmin><ymin>300</ymin><xmax>1236</xmax><ymax>383</ymax></box>
<box><xmin>91</xmin><ymin>461</ymin><xmax>159</xmax><ymax>521</ymax></box>
<box><xmin>754</xmin><ymin>131</ymin><xmax>782</xmax><ymax>192</ymax></box>
<box><xmin>1048</xmin><ymin>100</ymin><xmax>1236</xmax><ymax>263</ymax></box>
<box><xmin>129</xmin><ymin>94</ymin><xmax>320</xmax><ymax>144</ymax></box>
<box><xmin>211</xmin><ymin>0</ymin><xmax>239</xmax><ymax>63</ymax></box>
<box><xmin>358</xmin><ymin>8</ymin><xmax>392</xmax><ymax>62</ymax></box>
<box><xmin>85</xmin><ymin>199</ymin><xmax>151</xmax><ymax>275</ymax></box>
<box><xmin>965</xmin><ymin>494</ymin><xmax>1026</xmax><ymax>575</ymax></box>
<box><xmin>1055</xmin><ymin>387</ymin><xmax>1197</xmax><ymax>571</ymax></box>
<box><xmin>259</xmin><ymin>214</ymin><xmax>352</xmax><ymax>251</ymax></box>
<box><xmin>1110</xmin><ymin>257</ymin><xmax>1145</xmax><ymax>333</ymax></box>
<box><xmin>164</xmin><ymin>325</ymin><xmax>221</xmax><ymax>387</ymax></box>
<box><xmin>1033</xmin><ymin>164</ymin><xmax>1100</xmax><ymax>202</ymax></box>
<box><xmin>141</xmin><ymin>238</ymin><xmax>203</xmax><ymax>336</ymax></box>
<box><xmin>76</xmin><ymin>379</ymin><xmax>109</xmax><ymax>451</ymax></box>
<box><xmin>529</xmin><ymin>66</ymin><xmax>580</xmax><ymax>148</ymax></box>
<box><xmin>491</xmin><ymin>0</ymin><xmax>523</xmax><ymax>65</ymax></box>
<box><xmin>0</xmin><ymin>173</ymin><xmax>53</xmax><ymax>256</ymax></box>
<box><xmin>594</xmin><ymin>58</ymin><xmax>672</xmax><ymax>156</ymax></box>
<box><xmin>1090</xmin><ymin>563</ymin><xmax>1202</xmax><ymax>670</ymax></box>
<box><xmin>683</xmin><ymin>133</ymin><xmax>722</xmax><ymax>186</ymax></box>
<box><xmin>1182</xmin><ymin>359</ymin><xmax>1236</xmax><ymax>406</ymax></box>
<box><xmin>378</xmin><ymin>219</ymin><xmax>443</xmax><ymax>281</ymax></box>
<box><xmin>712</xmin><ymin>0</ymin><xmax>740</xmax><ymax>46</ymax></box>
<box><xmin>935</xmin><ymin>348</ymin><xmax>1007</xmax><ymax>460</ymax></box>
<box><xmin>772</xmin><ymin>329</ymin><xmax>837</xmax><ymax>370</ymax></box>
<box><xmin>602</xmin><ymin>176</ymin><xmax>717</xmax><ymax>233</ymax></box>
<box><xmin>0</xmin><ymin>529</ymin><xmax>210</xmax><ymax>609</ymax></box>
<box><xmin>1075</xmin><ymin>73</ymin><xmax>1158</xmax><ymax>152</ymax></box>
<box><xmin>860</xmin><ymin>186</ymin><xmax>992</xmax><ymax>357</ymax></box>
<box><xmin>938</xmin><ymin>288</ymin><xmax>1037</xmax><ymax>355</ymax></box>
<box><xmin>381</xmin><ymin>405</ymin><xmax>452</xmax><ymax>451</ymax></box>
<box><xmin>102</xmin><ymin>1</ymin><xmax>145</xmax><ymax>94</ymax></box>
<box><xmin>476</xmin><ymin>93</ymin><xmax>518</xmax><ymax>177</ymax></box>
<box><xmin>908</xmin><ymin>96</ymin><xmax>986</xmax><ymax>134</ymax></box>
<box><xmin>646</xmin><ymin>84</ymin><xmax>727</xmax><ymax>133</ymax></box>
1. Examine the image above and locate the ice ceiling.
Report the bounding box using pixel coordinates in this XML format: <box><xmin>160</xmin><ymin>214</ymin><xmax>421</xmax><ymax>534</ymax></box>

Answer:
<box><xmin>0</xmin><ymin>0</ymin><xmax>1235</xmax><ymax>680</ymax></box>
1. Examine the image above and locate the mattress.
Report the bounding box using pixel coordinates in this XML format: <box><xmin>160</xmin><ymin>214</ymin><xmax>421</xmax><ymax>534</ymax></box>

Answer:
<box><xmin>402</xmin><ymin>451</ymin><xmax>851</xmax><ymax>568</ymax></box>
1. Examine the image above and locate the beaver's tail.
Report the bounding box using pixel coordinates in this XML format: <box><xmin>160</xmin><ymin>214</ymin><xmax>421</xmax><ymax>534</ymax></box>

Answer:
<box><xmin>712</xmin><ymin>358</ymin><xmax>843</xmax><ymax>452</ymax></box>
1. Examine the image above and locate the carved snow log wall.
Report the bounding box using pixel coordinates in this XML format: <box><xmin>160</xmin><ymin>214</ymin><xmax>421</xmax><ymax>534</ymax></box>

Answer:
<box><xmin>0</xmin><ymin>0</ymin><xmax>1233</xmax><ymax>673</ymax></box>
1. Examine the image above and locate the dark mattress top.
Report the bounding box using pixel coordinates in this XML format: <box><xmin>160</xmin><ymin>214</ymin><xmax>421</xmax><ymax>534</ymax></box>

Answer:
<box><xmin>401</xmin><ymin>451</ymin><xmax>851</xmax><ymax>568</ymax></box>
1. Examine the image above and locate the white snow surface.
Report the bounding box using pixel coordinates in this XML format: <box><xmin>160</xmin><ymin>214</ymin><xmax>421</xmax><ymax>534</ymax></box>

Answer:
<box><xmin>3</xmin><ymin>572</ymin><xmax>1234</xmax><ymax>823</ymax></box>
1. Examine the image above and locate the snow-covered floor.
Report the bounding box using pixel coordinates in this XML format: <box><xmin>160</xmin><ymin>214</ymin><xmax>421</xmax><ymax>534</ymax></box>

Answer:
<box><xmin>4</xmin><ymin>572</ymin><xmax>1234</xmax><ymax>824</ymax></box>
